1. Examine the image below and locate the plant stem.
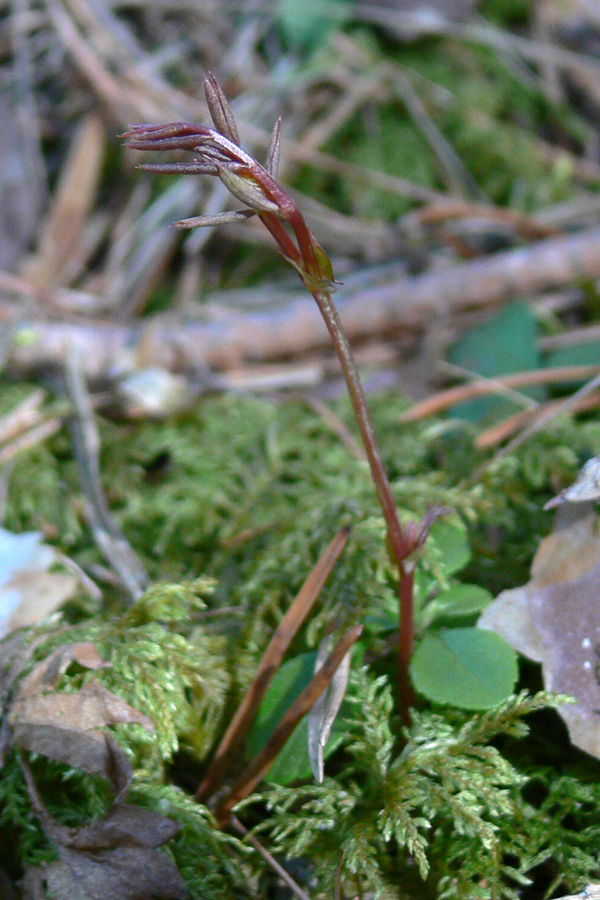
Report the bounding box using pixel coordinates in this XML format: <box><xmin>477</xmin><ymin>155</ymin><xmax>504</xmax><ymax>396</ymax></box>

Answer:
<box><xmin>312</xmin><ymin>289</ymin><xmax>416</xmax><ymax>721</ymax></box>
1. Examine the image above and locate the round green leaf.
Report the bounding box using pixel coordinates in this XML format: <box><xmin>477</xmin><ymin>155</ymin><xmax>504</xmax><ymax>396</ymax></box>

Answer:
<box><xmin>426</xmin><ymin>519</ymin><xmax>471</xmax><ymax>578</ymax></box>
<box><xmin>410</xmin><ymin>627</ymin><xmax>518</xmax><ymax>710</ymax></box>
<box><xmin>431</xmin><ymin>584</ymin><xmax>494</xmax><ymax>619</ymax></box>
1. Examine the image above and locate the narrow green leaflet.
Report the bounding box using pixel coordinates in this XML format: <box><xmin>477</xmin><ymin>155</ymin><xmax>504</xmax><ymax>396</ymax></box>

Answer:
<box><xmin>410</xmin><ymin>627</ymin><xmax>519</xmax><ymax>709</ymax></box>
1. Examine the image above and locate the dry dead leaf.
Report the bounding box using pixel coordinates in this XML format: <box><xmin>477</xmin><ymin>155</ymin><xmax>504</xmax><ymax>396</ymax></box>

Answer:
<box><xmin>479</xmin><ymin>504</ymin><xmax>600</xmax><ymax>758</ymax></box>
<box><xmin>41</xmin><ymin>844</ymin><xmax>188</xmax><ymax>900</ymax></box>
<box><xmin>8</xmin><ymin>644</ymin><xmax>153</xmax><ymax>789</ymax></box>
<box><xmin>66</xmin><ymin>803</ymin><xmax>180</xmax><ymax>850</ymax></box>
<box><xmin>308</xmin><ymin>637</ymin><xmax>351</xmax><ymax>783</ymax></box>
<box><xmin>0</xmin><ymin>528</ymin><xmax>83</xmax><ymax>639</ymax></box>
<box><xmin>21</xmin><ymin>760</ymin><xmax>187</xmax><ymax>900</ymax></box>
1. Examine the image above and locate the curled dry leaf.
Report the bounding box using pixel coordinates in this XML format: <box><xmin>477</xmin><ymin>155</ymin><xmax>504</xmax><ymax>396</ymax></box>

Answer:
<box><xmin>308</xmin><ymin>637</ymin><xmax>351</xmax><ymax>783</ymax></box>
<box><xmin>479</xmin><ymin>504</ymin><xmax>600</xmax><ymax>759</ymax></box>
<box><xmin>0</xmin><ymin>527</ymin><xmax>82</xmax><ymax>639</ymax></box>
<box><xmin>545</xmin><ymin>456</ymin><xmax>600</xmax><ymax>509</ymax></box>
<box><xmin>21</xmin><ymin>761</ymin><xmax>187</xmax><ymax>900</ymax></box>
<box><xmin>8</xmin><ymin>643</ymin><xmax>153</xmax><ymax>790</ymax></box>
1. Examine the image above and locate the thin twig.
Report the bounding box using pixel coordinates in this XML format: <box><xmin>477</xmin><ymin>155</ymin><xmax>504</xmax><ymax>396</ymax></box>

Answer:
<box><xmin>469</xmin><ymin>375</ymin><xmax>600</xmax><ymax>485</ymax></box>
<box><xmin>475</xmin><ymin>390</ymin><xmax>600</xmax><ymax>450</ymax></box>
<box><xmin>392</xmin><ymin>71</ymin><xmax>483</xmax><ymax>199</ymax></box>
<box><xmin>401</xmin><ymin>365</ymin><xmax>600</xmax><ymax>421</ymax></box>
<box><xmin>64</xmin><ymin>345</ymin><xmax>149</xmax><ymax>602</ymax></box>
<box><xmin>196</xmin><ymin>527</ymin><xmax>351</xmax><ymax>801</ymax></box>
<box><xmin>299</xmin><ymin>395</ymin><xmax>366</xmax><ymax>461</ymax></box>
<box><xmin>230</xmin><ymin>816</ymin><xmax>313</xmax><ymax>900</ymax></box>
<box><xmin>439</xmin><ymin>361</ymin><xmax>539</xmax><ymax>409</ymax></box>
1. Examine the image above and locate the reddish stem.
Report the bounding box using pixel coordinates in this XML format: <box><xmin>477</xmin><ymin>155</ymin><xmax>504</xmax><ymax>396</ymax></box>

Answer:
<box><xmin>311</xmin><ymin>288</ymin><xmax>416</xmax><ymax>722</ymax></box>
<box><xmin>398</xmin><ymin>567</ymin><xmax>416</xmax><ymax>724</ymax></box>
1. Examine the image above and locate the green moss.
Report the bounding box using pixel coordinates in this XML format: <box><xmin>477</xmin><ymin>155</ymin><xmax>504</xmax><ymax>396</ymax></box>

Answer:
<box><xmin>3</xmin><ymin>386</ymin><xmax>600</xmax><ymax>896</ymax></box>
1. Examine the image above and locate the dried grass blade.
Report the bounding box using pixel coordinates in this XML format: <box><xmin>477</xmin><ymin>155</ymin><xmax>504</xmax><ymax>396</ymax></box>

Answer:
<box><xmin>196</xmin><ymin>526</ymin><xmax>351</xmax><ymax>801</ymax></box>
<box><xmin>22</xmin><ymin>114</ymin><xmax>105</xmax><ymax>290</ymax></box>
<box><xmin>175</xmin><ymin>211</ymin><xmax>256</xmax><ymax>229</ymax></box>
<box><xmin>65</xmin><ymin>346</ymin><xmax>149</xmax><ymax>602</ymax></box>
<box><xmin>215</xmin><ymin>624</ymin><xmax>363</xmax><ymax>825</ymax></box>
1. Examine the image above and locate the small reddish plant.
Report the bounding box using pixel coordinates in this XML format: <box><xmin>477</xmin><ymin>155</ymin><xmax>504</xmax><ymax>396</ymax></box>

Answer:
<box><xmin>123</xmin><ymin>74</ymin><xmax>441</xmax><ymax>723</ymax></box>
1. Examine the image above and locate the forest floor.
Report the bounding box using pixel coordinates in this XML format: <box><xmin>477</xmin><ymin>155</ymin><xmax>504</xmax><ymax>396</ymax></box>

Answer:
<box><xmin>3</xmin><ymin>1</ymin><xmax>600</xmax><ymax>898</ymax></box>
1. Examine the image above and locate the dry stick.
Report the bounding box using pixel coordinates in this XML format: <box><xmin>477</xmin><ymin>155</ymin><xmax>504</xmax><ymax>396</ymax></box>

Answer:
<box><xmin>230</xmin><ymin>816</ymin><xmax>313</xmax><ymax>900</ymax></box>
<box><xmin>539</xmin><ymin>323</ymin><xmax>600</xmax><ymax>351</ymax></box>
<box><xmin>438</xmin><ymin>361</ymin><xmax>539</xmax><ymax>410</ymax></box>
<box><xmin>0</xmin><ymin>419</ymin><xmax>62</xmax><ymax>466</ymax></box>
<box><xmin>196</xmin><ymin>527</ymin><xmax>351</xmax><ymax>802</ymax></box>
<box><xmin>475</xmin><ymin>391</ymin><xmax>600</xmax><ymax>450</ymax></box>
<box><xmin>215</xmin><ymin>624</ymin><xmax>363</xmax><ymax>826</ymax></box>
<box><xmin>401</xmin><ymin>365</ymin><xmax>600</xmax><ymax>422</ymax></box>
<box><xmin>65</xmin><ymin>346</ymin><xmax>149</xmax><ymax>601</ymax></box>
<box><xmin>414</xmin><ymin>201</ymin><xmax>558</xmax><ymax>240</ymax></box>
<box><xmin>470</xmin><ymin>373</ymin><xmax>600</xmax><ymax>485</ymax></box>
<box><xmin>491</xmin><ymin>372</ymin><xmax>600</xmax><ymax>457</ymax></box>
<box><xmin>7</xmin><ymin>225</ymin><xmax>600</xmax><ymax>378</ymax></box>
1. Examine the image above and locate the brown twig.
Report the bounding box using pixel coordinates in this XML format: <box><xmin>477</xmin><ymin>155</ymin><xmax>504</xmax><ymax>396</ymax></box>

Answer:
<box><xmin>401</xmin><ymin>365</ymin><xmax>600</xmax><ymax>422</ymax></box>
<box><xmin>196</xmin><ymin>527</ymin><xmax>351</xmax><ymax>801</ymax></box>
<box><xmin>65</xmin><ymin>345</ymin><xmax>149</xmax><ymax>601</ymax></box>
<box><xmin>215</xmin><ymin>624</ymin><xmax>363</xmax><ymax>825</ymax></box>
<box><xmin>475</xmin><ymin>390</ymin><xmax>600</xmax><ymax>449</ymax></box>
<box><xmin>7</xmin><ymin>225</ymin><xmax>600</xmax><ymax>378</ymax></box>
<box><xmin>230</xmin><ymin>816</ymin><xmax>313</xmax><ymax>900</ymax></box>
<box><xmin>414</xmin><ymin>200</ymin><xmax>558</xmax><ymax>241</ymax></box>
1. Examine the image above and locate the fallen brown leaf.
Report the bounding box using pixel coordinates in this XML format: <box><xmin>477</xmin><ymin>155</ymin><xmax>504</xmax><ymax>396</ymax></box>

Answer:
<box><xmin>21</xmin><ymin>759</ymin><xmax>187</xmax><ymax>900</ymax></box>
<box><xmin>479</xmin><ymin>505</ymin><xmax>600</xmax><ymax>758</ymax></box>
<box><xmin>0</xmin><ymin>527</ymin><xmax>85</xmax><ymax>639</ymax></box>
<box><xmin>8</xmin><ymin>644</ymin><xmax>153</xmax><ymax>789</ymax></box>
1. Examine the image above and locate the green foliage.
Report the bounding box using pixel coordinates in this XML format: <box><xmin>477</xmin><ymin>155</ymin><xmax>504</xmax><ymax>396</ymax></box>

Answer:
<box><xmin>251</xmin><ymin>671</ymin><xmax>589</xmax><ymax>898</ymax></box>
<box><xmin>294</xmin><ymin>32</ymin><xmax>587</xmax><ymax>218</ymax></box>
<box><xmin>247</xmin><ymin>650</ymin><xmax>350</xmax><ymax>784</ymax></box>
<box><xmin>35</xmin><ymin>583</ymin><xmax>229</xmax><ymax>767</ymax></box>
<box><xmin>410</xmin><ymin>628</ymin><xmax>518</xmax><ymax>710</ymax></box>
<box><xmin>448</xmin><ymin>302</ymin><xmax>542</xmax><ymax>423</ymax></box>
<box><xmin>4</xmin><ymin>389</ymin><xmax>600</xmax><ymax>895</ymax></box>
